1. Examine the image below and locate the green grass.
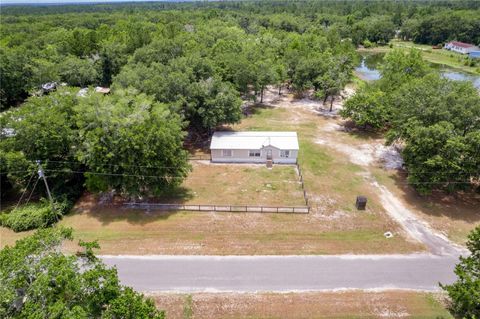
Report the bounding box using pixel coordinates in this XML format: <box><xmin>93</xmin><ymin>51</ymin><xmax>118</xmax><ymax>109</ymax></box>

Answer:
<box><xmin>183</xmin><ymin>295</ymin><xmax>193</xmax><ymax>319</ymax></box>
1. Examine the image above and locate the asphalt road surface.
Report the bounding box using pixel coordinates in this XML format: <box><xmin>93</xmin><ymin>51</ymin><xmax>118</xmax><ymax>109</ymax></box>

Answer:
<box><xmin>101</xmin><ymin>254</ymin><xmax>459</xmax><ymax>292</ymax></box>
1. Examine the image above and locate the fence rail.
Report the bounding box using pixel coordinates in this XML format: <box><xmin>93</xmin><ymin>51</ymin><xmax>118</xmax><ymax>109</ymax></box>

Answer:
<box><xmin>188</xmin><ymin>154</ymin><xmax>211</xmax><ymax>160</ymax></box>
<box><xmin>296</xmin><ymin>163</ymin><xmax>310</xmax><ymax>207</ymax></box>
<box><xmin>124</xmin><ymin>202</ymin><xmax>309</xmax><ymax>214</ymax></box>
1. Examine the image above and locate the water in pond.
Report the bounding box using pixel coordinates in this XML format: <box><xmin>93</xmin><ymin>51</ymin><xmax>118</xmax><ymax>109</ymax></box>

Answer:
<box><xmin>355</xmin><ymin>53</ymin><xmax>480</xmax><ymax>89</ymax></box>
<box><xmin>355</xmin><ymin>54</ymin><xmax>382</xmax><ymax>81</ymax></box>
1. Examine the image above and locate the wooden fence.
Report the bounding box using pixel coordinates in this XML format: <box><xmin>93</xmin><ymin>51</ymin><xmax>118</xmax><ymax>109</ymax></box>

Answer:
<box><xmin>296</xmin><ymin>163</ymin><xmax>310</xmax><ymax>207</ymax></box>
<box><xmin>188</xmin><ymin>154</ymin><xmax>211</xmax><ymax>160</ymax></box>
<box><xmin>124</xmin><ymin>202</ymin><xmax>309</xmax><ymax>214</ymax></box>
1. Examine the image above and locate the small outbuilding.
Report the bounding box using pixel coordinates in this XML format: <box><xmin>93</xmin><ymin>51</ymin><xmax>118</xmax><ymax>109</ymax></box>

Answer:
<box><xmin>210</xmin><ymin>131</ymin><xmax>299</xmax><ymax>164</ymax></box>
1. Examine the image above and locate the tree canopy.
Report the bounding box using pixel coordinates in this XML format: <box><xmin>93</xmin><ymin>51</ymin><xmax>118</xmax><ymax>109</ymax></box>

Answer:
<box><xmin>1</xmin><ymin>87</ymin><xmax>190</xmax><ymax>202</ymax></box>
<box><xmin>0</xmin><ymin>227</ymin><xmax>165</xmax><ymax>318</ymax></box>
<box><xmin>441</xmin><ymin>226</ymin><xmax>480</xmax><ymax>318</ymax></box>
<box><xmin>341</xmin><ymin>49</ymin><xmax>480</xmax><ymax>194</ymax></box>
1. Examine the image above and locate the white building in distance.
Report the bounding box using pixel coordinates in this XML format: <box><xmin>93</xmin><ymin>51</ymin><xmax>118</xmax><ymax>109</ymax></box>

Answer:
<box><xmin>444</xmin><ymin>41</ymin><xmax>480</xmax><ymax>54</ymax></box>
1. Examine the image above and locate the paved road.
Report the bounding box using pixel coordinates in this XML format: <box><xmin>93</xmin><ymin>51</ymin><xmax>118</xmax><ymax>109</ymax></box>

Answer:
<box><xmin>101</xmin><ymin>254</ymin><xmax>459</xmax><ymax>292</ymax></box>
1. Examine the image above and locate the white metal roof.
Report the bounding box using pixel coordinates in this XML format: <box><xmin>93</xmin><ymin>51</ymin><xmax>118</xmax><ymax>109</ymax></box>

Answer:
<box><xmin>210</xmin><ymin>131</ymin><xmax>299</xmax><ymax>150</ymax></box>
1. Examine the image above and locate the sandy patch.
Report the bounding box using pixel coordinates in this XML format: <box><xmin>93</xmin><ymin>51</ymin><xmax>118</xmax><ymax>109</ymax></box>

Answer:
<box><xmin>316</xmin><ymin>136</ymin><xmax>404</xmax><ymax>170</ymax></box>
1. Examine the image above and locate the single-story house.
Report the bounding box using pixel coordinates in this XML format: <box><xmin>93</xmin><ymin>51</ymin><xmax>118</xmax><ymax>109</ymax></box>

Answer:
<box><xmin>444</xmin><ymin>41</ymin><xmax>480</xmax><ymax>54</ymax></box>
<box><xmin>210</xmin><ymin>131</ymin><xmax>299</xmax><ymax>164</ymax></box>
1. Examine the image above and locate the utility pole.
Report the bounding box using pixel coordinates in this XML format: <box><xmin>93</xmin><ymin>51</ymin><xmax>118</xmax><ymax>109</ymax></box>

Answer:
<box><xmin>36</xmin><ymin>160</ymin><xmax>53</xmax><ymax>206</ymax></box>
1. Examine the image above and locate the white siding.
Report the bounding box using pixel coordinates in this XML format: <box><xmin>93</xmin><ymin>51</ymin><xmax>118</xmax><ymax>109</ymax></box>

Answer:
<box><xmin>211</xmin><ymin>147</ymin><xmax>297</xmax><ymax>164</ymax></box>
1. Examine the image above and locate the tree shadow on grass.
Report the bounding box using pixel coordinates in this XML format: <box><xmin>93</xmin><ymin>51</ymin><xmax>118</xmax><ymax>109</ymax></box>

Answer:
<box><xmin>340</xmin><ymin>121</ymin><xmax>385</xmax><ymax>142</ymax></box>
<box><xmin>389</xmin><ymin>171</ymin><xmax>480</xmax><ymax>224</ymax></box>
<box><xmin>69</xmin><ymin>188</ymin><xmax>197</xmax><ymax>226</ymax></box>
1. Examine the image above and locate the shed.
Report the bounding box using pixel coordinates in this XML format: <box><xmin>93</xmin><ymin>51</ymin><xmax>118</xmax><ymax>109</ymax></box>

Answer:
<box><xmin>210</xmin><ymin>131</ymin><xmax>299</xmax><ymax>164</ymax></box>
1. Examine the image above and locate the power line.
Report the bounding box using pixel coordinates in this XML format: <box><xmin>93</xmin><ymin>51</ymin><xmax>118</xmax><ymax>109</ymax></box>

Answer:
<box><xmin>24</xmin><ymin>177</ymin><xmax>40</xmax><ymax>207</ymax></box>
<box><xmin>37</xmin><ymin>159</ymin><xmax>186</xmax><ymax>170</ymax></box>
<box><xmin>12</xmin><ymin>169</ymin><xmax>36</xmax><ymax>212</ymax></box>
<box><xmin>42</xmin><ymin>168</ymin><xmax>478</xmax><ymax>185</ymax></box>
<box><xmin>36</xmin><ymin>159</ymin><xmax>480</xmax><ymax>175</ymax></box>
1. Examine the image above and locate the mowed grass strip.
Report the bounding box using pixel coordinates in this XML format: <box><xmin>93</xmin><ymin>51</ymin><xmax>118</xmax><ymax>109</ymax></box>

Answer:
<box><xmin>152</xmin><ymin>291</ymin><xmax>452</xmax><ymax>319</ymax></box>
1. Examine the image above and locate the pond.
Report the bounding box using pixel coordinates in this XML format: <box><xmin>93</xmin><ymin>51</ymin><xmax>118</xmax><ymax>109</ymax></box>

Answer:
<box><xmin>355</xmin><ymin>53</ymin><xmax>480</xmax><ymax>89</ymax></box>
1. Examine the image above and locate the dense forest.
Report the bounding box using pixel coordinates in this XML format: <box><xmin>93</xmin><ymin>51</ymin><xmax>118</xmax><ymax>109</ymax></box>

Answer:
<box><xmin>1</xmin><ymin>0</ymin><xmax>480</xmax><ymax>231</ymax></box>
<box><xmin>1</xmin><ymin>0</ymin><xmax>479</xmax><ymax>110</ymax></box>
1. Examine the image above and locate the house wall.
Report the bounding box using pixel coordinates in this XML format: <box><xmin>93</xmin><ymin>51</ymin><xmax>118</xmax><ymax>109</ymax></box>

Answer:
<box><xmin>211</xmin><ymin>147</ymin><xmax>298</xmax><ymax>164</ymax></box>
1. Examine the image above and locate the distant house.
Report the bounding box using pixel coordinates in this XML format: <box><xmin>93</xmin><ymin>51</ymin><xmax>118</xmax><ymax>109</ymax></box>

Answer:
<box><xmin>210</xmin><ymin>131</ymin><xmax>299</xmax><ymax>164</ymax></box>
<box><xmin>444</xmin><ymin>41</ymin><xmax>480</xmax><ymax>54</ymax></box>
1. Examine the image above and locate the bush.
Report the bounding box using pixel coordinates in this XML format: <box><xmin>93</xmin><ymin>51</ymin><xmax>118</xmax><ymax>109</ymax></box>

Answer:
<box><xmin>0</xmin><ymin>199</ymin><xmax>64</xmax><ymax>232</ymax></box>
<box><xmin>363</xmin><ymin>39</ymin><xmax>374</xmax><ymax>48</ymax></box>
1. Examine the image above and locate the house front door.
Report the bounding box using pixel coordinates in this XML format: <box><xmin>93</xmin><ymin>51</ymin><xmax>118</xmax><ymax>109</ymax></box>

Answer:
<box><xmin>266</xmin><ymin>149</ymin><xmax>272</xmax><ymax>160</ymax></box>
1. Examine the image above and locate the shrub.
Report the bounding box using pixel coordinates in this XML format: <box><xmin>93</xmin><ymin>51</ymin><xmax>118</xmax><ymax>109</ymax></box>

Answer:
<box><xmin>0</xmin><ymin>199</ymin><xmax>63</xmax><ymax>232</ymax></box>
<box><xmin>363</xmin><ymin>39</ymin><xmax>373</xmax><ymax>48</ymax></box>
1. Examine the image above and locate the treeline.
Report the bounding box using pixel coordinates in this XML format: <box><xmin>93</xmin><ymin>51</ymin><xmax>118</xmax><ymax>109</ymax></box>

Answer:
<box><xmin>2</xmin><ymin>1</ymin><xmax>480</xmax><ymax>110</ymax></box>
<box><xmin>341</xmin><ymin>49</ymin><xmax>480</xmax><ymax>194</ymax></box>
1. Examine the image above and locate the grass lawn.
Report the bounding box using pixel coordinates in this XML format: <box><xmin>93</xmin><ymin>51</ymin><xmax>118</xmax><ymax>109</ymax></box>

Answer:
<box><xmin>152</xmin><ymin>291</ymin><xmax>452</xmax><ymax>319</ymax></box>
<box><xmin>359</xmin><ymin>40</ymin><xmax>480</xmax><ymax>75</ymax></box>
<box><xmin>168</xmin><ymin>161</ymin><xmax>305</xmax><ymax>206</ymax></box>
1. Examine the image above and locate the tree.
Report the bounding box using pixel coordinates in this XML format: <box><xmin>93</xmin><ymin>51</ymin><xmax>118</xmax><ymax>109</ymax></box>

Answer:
<box><xmin>401</xmin><ymin>122</ymin><xmax>479</xmax><ymax>194</ymax></box>
<box><xmin>184</xmin><ymin>77</ymin><xmax>242</xmax><ymax>131</ymax></box>
<box><xmin>59</xmin><ymin>55</ymin><xmax>99</xmax><ymax>87</ymax></box>
<box><xmin>0</xmin><ymin>227</ymin><xmax>165</xmax><ymax>318</ymax></box>
<box><xmin>315</xmin><ymin>67</ymin><xmax>349</xmax><ymax>111</ymax></box>
<box><xmin>113</xmin><ymin>59</ymin><xmax>241</xmax><ymax>132</ymax></box>
<box><xmin>255</xmin><ymin>60</ymin><xmax>276</xmax><ymax>103</ymax></box>
<box><xmin>75</xmin><ymin>89</ymin><xmax>190</xmax><ymax>196</ymax></box>
<box><xmin>273</xmin><ymin>62</ymin><xmax>287</xmax><ymax>95</ymax></box>
<box><xmin>0</xmin><ymin>47</ymin><xmax>31</xmax><ymax>110</ymax></box>
<box><xmin>441</xmin><ymin>226</ymin><xmax>480</xmax><ymax>318</ymax></box>
<box><xmin>340</xmin><ymin>87</ymin><xmax>388</xmax><ymax>129</ymax></box>
<box><xmin>379</xmin><ymin>49</ymin><xmax>429</xmax><ymax>89</ymax></box>
<box><xmin>291</xmin><ymin>54</ymin><xmax>328</xmax><ymax>93</ymax></box>
<box><xmin>1</xmin><ymin>87</ymin><xmax>81</xmax><ymax>195</ymax></box>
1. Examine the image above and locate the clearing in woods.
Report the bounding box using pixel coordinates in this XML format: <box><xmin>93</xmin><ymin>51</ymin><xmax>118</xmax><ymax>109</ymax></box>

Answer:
<box><xmin>5</xmin><ymin>85</ymin><xmax>477</xmax><ymax>254</ymax></box>
<box><xmin>0</xmin><ymin>86</ymin><xmax>425</xmax><ymax>255</ymax></box>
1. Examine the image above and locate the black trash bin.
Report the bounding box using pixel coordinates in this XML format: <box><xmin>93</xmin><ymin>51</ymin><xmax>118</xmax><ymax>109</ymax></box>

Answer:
<box><xmin>356</xmin><ymin>196</ymin><xmax>367</xmax><ymax>210</ymax></box>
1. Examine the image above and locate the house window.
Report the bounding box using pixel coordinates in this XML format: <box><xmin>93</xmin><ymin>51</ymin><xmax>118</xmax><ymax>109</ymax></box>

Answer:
<box><xmin>280</xmin><ymin>150</ymin><xmax>290</xmax><ymax>158</ymax></box>
<box><xmin>222</xmin><ymin>149</ymin><xmax>232</xmax><ymax>157</ymax></box>
<box><xmin>249</xmin><ymin>150</ymin><xmax>261</xmax><ymax>157</ymax></box>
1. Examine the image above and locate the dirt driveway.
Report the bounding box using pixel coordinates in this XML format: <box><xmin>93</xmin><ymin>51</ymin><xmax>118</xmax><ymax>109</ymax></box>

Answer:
<box><xmin>259</xmin><ymin>85</ymin><xmax>470</xmax><ymax>256</ymax></box>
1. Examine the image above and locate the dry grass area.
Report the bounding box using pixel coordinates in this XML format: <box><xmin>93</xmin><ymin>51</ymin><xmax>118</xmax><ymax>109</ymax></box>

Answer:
<box><xmin>152</xmin><ymin>291</ymin><xmax>452</xmax><ymax>319</ymax></box>
<box><xmin>1</xmin><ymin>191</ymin><xmax>419</xmax><ymax>255</ymax></box>
<box><xmin>172</xmin><ymin>162</ymin><xmax>305</xmax><ymax>206</ymax></box>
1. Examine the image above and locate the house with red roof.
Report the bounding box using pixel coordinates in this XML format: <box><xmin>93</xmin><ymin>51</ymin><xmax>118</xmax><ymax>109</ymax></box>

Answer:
<box><xmin>444</xmin><ymin>41</ymin><xmax>480</xmax><ymax>54</ymax></box>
